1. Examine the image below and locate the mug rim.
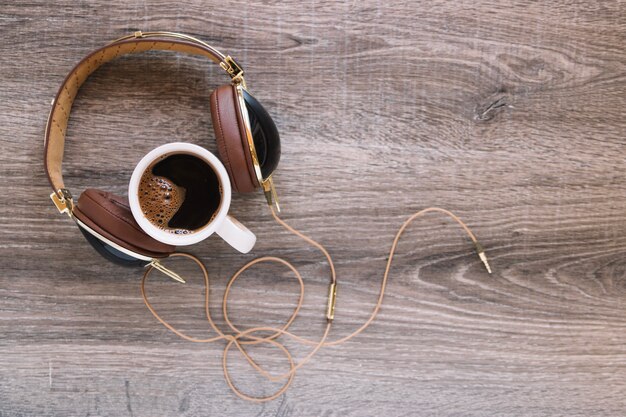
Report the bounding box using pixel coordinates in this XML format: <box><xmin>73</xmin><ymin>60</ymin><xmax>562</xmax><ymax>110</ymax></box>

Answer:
<box><xmin>128</xmin><ymin>142</ymin><xmax>232</xmax><ymax>246</ymax></box>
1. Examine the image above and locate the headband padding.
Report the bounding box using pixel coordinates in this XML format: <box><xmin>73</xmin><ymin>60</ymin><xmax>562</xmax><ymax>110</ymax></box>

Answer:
<box><xmin>44</xmin><ymin>37</ymin><xmax>225</xmax><ymax>194</ymax></box>
<box><xmin>73</xmin><ymin>189</ymin><xmax>175</xmax><ymax>258</ymax></box>
<box><xmin>210</xmin><ymin>85</ymin><xmax>259</xmax><ymax>193</ymax></box>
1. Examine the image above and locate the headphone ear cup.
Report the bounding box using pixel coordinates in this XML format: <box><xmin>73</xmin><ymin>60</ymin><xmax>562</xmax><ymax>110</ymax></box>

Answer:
<box><xmin>210</xmin><ymin>84</ymin><xmax>259</xmax><ymax>193</ymax></box>
<box><xmin>73</xmin><ymin>189</ymin><xmax>175</xmax><ymax>258</ymax></box>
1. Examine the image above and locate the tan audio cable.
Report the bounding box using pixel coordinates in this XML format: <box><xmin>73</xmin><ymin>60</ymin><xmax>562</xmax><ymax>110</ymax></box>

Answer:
<box><xmin>141</xmin><ymin>206</ymin><xmax>492</xmax><ymax>402</ymax></box>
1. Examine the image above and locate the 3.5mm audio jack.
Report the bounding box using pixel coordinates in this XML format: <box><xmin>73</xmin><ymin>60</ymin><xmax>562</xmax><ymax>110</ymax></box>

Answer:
<box><xmin>474</xmin><ymin>241</ymin><xmax>492</xmax><ymax>274</ymax></box>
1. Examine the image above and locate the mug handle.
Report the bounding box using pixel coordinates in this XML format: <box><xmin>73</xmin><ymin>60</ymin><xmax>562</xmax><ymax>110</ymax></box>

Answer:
<box><xmin>215</xmin><ymin>215</ymin><xmax>256</xmax><ymax>253</ymax></box>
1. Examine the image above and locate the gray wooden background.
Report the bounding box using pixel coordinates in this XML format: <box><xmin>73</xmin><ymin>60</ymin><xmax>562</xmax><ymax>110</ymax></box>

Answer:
<box><xmin>1</xmin><ymin>1</ymin><xmax>625</xmax><ymax>416</ymax></box>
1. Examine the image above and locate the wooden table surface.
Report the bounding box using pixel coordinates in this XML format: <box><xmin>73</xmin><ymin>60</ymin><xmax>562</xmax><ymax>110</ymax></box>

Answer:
<box><xmin>1</xmin><ymin>1</ymin><xmax>625</xmax><ymax>416</ymax></box>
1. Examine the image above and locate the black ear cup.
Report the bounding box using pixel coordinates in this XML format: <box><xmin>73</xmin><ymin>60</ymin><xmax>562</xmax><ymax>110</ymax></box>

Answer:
<box><xmin>241</xmin><ymin>89</ymin><xmax>280</xmax><ymax>179</ymax></box>
<box><xmin>77</xmin><ymin>227</ymin><xmax>147</xmax><ymax>266</ymax></box>
<box><xmin>73</xmin><ymin>189</ymin><xmax>175</xmax><ymax>259</ymax></box>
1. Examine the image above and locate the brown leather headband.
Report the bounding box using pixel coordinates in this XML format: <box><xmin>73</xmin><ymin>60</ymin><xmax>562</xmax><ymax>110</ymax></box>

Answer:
<box><xmin>44</xmin><ymin>32</ymin><xmax>240</xmax><ymax>197</ymax></box>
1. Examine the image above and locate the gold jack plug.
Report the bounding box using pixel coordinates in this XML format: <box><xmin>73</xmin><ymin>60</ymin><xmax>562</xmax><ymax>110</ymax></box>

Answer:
<box><xmin>148</xmin><ymin>260</ymin><xmax>186</xmax><ymax>283</ymax></box>
<box><xmin>474</xmin><ymin>241</ymin><xmax>492</xmax><ymax>274</ymax></box>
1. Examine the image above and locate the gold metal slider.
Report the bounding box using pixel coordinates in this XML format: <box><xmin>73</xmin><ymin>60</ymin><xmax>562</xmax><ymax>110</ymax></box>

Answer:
<box><xmin>148</xmin><ymin>260</ymin><xmax>186</xmax><ymax>284</ymax></box>
<box><xmin>50</xmin><ymin>188</ymin><xmax>74</xmax><ymax>217</ymax></box>
<box><xmin>133</xmin><ymin>31</ymin><xmax>144</xmax><ymax>38</ymax></box>
<box><xmin>326</xmin><ymin>282</ymin><xmax>337</xmax><ymax>322</ymax></box>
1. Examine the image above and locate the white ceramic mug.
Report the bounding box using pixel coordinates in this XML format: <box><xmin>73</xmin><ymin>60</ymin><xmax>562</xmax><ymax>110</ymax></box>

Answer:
<box><xmin>128</xmin><ymin>142</ymin><xmax>256</xmax><ymax>253</ymax></box>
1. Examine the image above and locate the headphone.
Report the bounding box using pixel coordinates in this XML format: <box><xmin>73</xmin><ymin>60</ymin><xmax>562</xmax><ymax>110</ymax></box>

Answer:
<box><xmin>44</xmin><ymin>32</ymin><xmax>494</xmax><ymax>402</ymax></box>
<box><xmin>44</xmin><ymin>31</ymin><xmax>281</xmax><ymax>276</ymax></box>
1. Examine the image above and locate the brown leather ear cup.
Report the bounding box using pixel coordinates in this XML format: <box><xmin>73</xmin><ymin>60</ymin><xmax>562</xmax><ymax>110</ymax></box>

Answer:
<box><xmin>210</xmin><ymin>84</ymin><xmax>259</xmax><ymax>193</ymax></box>
<box><xmin>73</xmin><ymin>189</ymin><xmax>175</xmax><ymax>258</ymax></box>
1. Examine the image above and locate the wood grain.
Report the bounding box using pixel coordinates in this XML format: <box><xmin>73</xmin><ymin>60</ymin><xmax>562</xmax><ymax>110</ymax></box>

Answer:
<box><xmin>1</xmin><ymin>0</ymin><xmax>626</xmax><ymax>415</ymax></box>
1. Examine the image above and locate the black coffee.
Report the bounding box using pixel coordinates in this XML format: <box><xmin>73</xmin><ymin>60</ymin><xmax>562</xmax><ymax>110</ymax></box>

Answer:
<box><xmin>138</xmin><ymin>153</ymin><xmax>222</xmax><ymax>234</ymax></box>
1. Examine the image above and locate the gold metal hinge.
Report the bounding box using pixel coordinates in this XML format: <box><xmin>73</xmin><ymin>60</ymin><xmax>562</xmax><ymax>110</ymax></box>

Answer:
<box><xmin>50</xmin><ymin>188</ymin><xmax>74</xmax><ymax>217</ymax></box>
<box><xmin>220</xmin><ymin>55</ymin><xmax>246</xmax><ymax>87</ymax></box>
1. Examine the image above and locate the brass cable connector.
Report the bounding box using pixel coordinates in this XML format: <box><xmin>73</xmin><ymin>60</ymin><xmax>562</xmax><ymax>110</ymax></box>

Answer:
<box><xmin>262</xmin><ymin>177</ymin><xmax>281</xmax><ymax>213</ymax></box>
<box><xmin>326</xmin><ymin>282</ymin><xmax>337</xmax><ymax>322</ymax></box>
<box><xmin>474</xmin><ymin>241</ymin><xmax>492</xmax><ymax>274</ymax></box>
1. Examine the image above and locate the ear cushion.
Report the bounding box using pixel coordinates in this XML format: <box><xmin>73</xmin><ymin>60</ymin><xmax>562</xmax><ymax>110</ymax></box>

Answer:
<box><xmin>73</xmin><ymin>189</ymin><xmax>175</xmax><ymax>258</ymax></box>
<box><xmin>210</xmin><ymin>84</ymin><xmax>259</xmax><ymax>193</ymax></box>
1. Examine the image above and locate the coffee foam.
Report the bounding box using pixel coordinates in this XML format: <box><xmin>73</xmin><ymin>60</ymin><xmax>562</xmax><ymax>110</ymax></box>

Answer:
<box><xmin>138</xmin><ymin>163</ymin><xmax>189</xmax><ymax>234</ymax></box>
